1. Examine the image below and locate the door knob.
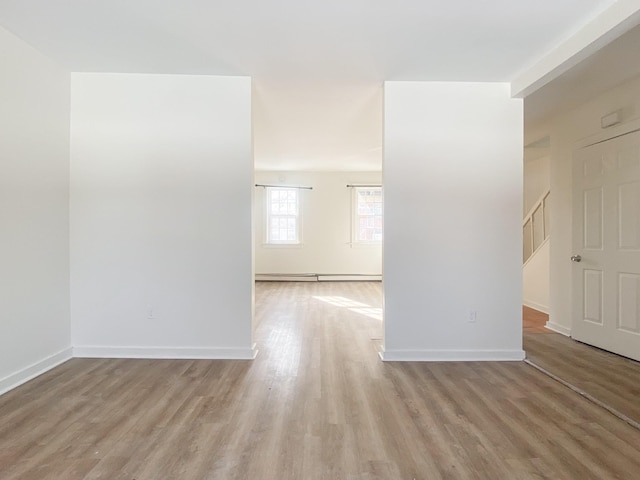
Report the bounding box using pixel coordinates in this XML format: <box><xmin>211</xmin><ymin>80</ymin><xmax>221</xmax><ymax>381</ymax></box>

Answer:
<box><xmin>571</xmin><ymin>254</ymin><xmax>582</xmax><ymax>262</ymax></box>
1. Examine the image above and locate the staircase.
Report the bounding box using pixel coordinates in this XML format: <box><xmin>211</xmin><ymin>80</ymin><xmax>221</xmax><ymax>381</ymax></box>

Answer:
<box><xmin>523</xmin><ymin>190</ymin><xmax>550</xmax><ymax>313</ymax></box>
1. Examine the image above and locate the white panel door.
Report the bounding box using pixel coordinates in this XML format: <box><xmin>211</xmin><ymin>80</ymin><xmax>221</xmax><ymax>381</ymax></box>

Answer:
<box><xmin>572</xmin><ymin>130</ymin><xmax>640</xmax><ymax>361</ymax></box>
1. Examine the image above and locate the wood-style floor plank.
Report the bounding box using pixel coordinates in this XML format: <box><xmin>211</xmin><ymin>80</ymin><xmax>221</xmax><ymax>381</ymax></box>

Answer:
<box><xmin>524</xmin><ymin>324</ymin><xmax>640</xmax><ymax>427</ymax></box>
<box><xmin>1</xmin><ymin>282</ymin><xmax>640</xmax><ymax>479</ymax></box>
<box><xmin>522</xmin><ymin>306</ymin><xmax>552</xmax><ymax>334</ymax></box>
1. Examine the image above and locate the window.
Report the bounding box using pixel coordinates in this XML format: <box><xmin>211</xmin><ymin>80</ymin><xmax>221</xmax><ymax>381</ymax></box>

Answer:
<box><xmin>266</xmin><ymin>187</ymin><xmax>301</xmax><ymax>244</ymax></box>
<box><xmin>353</xmin><ymin>187</ymin><xmax>382</xmax><ymax>244</ymax></box>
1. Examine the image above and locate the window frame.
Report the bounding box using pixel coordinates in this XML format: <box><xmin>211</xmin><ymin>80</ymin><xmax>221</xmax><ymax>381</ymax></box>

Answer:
<box><xmin>351</xmin><ymin>186</ymin><xmax>383</xmax><ymax>246</ymax></box>
<box><xmin>264</xmin><ymin>186</ymin><xmax>302</xmax><ymax>246</ymax></box>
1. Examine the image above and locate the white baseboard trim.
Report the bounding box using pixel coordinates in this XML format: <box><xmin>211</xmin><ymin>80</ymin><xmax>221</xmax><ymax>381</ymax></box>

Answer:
<box><xmin>72</xmin><ymin>345</ymin><xmax>258</xmax><ymax>360</ymax></box>
<box><xmin>0</xmin><ymin>347</ymin><xmax>73</xmax><ymax>396</ymax></box>
<box><xmin>523</xmin><ymin>300</ymin><xmax>549</xmax><ymax>314</ymax></box>
<box><xmin>379</xmin><ymin>349</ymin><xmax>526</xmax><ymax>362</ymax></box>
<box><xmin>255</xmin><ymin>273</ymin><xmax>382</xmax><ymax>282</ymax></box>
<box><xmin>256</xmin><ymin>274</ymin><xmax>318</xmax><ymax>282</ymax></box>
<box><xmin>317</xmin><ymin>274</ymin><xmax>381</xmax><ymax>282</ymax></box>
<box><xmin>545</xmin><ymin>321</ymin><xmax>571</xmax><ymax>336</ymax></box>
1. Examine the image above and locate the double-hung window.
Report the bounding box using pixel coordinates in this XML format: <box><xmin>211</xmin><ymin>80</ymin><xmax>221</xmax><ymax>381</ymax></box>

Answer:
<box><xmin>266</xmin><ymin>187</ymin><xmax>301</xmax><ymax>244</ymax></box>
<box><xmin>353</xmin><ymin>187</ymin><xmax>382</xmax><ymax>244</ymax></box>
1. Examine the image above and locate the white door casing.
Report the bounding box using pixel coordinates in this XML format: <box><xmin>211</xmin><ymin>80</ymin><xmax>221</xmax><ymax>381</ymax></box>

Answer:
<box><xmin>572</xmin><ymin>130</ymin><xmax>640</xmax><ymax>362</ymax></box>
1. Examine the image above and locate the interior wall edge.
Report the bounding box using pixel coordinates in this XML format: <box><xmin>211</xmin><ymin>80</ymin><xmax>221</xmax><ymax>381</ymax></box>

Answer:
<box><xmin>544</xmin><ymin>322</ymin><xmax>571</xmax><ymax>337</ymax></box>
<box><xmin>380</xmin><ymin>349</ymin><xmax>526</xmax><ymax>362</ymax></box>
<box><xmin>523</xmin><ymin>300</ymin><xmax>549</xmax><ymax>315</ymax></box>
<box><xmin>0</xmin><ymin>347</ymin><xmax>73</xmax><ymax>397</ymax></box>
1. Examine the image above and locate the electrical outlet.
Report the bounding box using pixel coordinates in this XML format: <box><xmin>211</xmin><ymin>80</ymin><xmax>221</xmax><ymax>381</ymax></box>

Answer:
<box><xmin>147</xmin><ymin>306</ymin><xmax>156</xmax><ymax>320</ymax></box>
<box><xmin>468</xmin><ymin>310</ymin><xmax>477</xmax><ymax>323</ymax></box>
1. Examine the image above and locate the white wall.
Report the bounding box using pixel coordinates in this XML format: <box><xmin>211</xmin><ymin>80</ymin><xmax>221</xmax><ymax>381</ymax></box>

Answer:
<box><xmin>70</xmin><ymin>73</ymin><xmax>255</xmax><ymax>359</ymax></box>
<box><xmin>526</xmin><ymin>73</ymin><xmax>640</xmax><ymax>336</ymax></box>
<box><xmin>523</xmin><ymin>239</ymin><xmax>550</xmax><ymax>313</ymax></box>
<box><xmin>0</xmin><ymin>27</ymin><xmax>71</xmax><ymax>393</ymax></box>
<box><xmin>383</xmin><ymin>82</ymin><xmax>524</xmax><ymax>361</ymax></box>
<box><xmin>254</xmin><ymin>171</ymin><xmax>382</xmax><ymax>276</ymax></box>
<box><xmin>523</xmin><ymin>155</ymin><xmax>550</xmax><ymax>215</ymax></box>
<box><xmin>522</xmin><ymin>154</ymin><xmax>550</xmax><ymax>313</ymax></box>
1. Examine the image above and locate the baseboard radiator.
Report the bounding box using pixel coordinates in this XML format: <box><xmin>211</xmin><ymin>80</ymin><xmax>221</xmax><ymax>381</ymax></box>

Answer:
<box><xmin>255</xmin><ymin>273</ymin><xmax>382</xmax><ymax>282</ymax></box>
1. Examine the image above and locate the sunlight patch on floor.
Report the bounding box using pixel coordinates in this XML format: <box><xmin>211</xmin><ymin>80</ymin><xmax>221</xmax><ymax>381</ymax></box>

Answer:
<box><xmin>312</xmin><ymin>296</ymin><xmax>368</xmax><ymax>308</ymax></box>
<box><xmin>313</xmin><ymin>296</ymin><xmax>383</xmax><ymax>320</ymax></box>
<box><xmin>349</xmin><ymin>307</ymin><xmax>383</xmax><ymax>321</ymax></box>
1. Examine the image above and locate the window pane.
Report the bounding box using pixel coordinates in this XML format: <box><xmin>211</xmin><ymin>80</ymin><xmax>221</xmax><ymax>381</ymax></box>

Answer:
<box><xmin>266</xmin><ymin>187</ymin><xmax>300</xmax><ymax>244</ymax></box>
<box><xmin>355</xmin><ymin>187</ymin><xmax>382</xmax><ymax>243</ymax></box>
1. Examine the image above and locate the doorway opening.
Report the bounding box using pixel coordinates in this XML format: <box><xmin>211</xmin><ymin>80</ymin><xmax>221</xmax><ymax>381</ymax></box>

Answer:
<box><xmin>522</xmin><ymin>130</ymin><xmax>640</xmax><ymax>429</ymax></box>
<box><xmin>522</xmin><ymin>137</ymin><xmax>552</xmax><ymax>355</ymax></box>
<box><xmin>250</xmin><ymin>81</ymin><xmax>384</xmax><ymax>361</ymax></box>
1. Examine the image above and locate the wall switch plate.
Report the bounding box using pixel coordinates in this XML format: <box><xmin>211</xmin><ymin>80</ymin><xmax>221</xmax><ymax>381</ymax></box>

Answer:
<box><xmin>468</xmin><ymin>310</ymin><xmax>477</xmax><ymax>323</ymax></box>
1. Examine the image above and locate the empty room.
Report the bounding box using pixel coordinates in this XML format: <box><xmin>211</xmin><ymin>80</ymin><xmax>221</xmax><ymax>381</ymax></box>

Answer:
<box><xmin>2</xmin><ymin>1</ymin><xmax>640</xmax><ymax>479</ymax></box>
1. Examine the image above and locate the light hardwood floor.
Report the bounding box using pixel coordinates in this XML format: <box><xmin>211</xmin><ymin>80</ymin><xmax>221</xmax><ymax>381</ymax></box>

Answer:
<box><xmin>2</xmin><ymin>282</ymin><xmax>640</xmax><ymax>479</ymax></box>
<box><xmin>522</xmin><ymin>306</ymin><xmax>552</xmax><ymax>334</ymax></box>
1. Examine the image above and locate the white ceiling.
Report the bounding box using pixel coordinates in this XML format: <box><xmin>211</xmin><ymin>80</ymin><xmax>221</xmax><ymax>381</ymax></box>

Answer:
<box><xmin>525</xmin><ymin>23</ymin><xmax>640</xmax><ymax>126</ymax></box>
<box><xmin>0</xmin><ymin>0</ymin><xmax>622</xmax><ymax>170</ymax></box>
<box><xmin>252</xmin><ymin>80</ymin><xmax>383</xmax><ymax>171</ymax></box>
